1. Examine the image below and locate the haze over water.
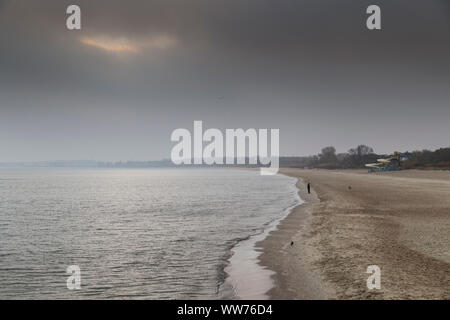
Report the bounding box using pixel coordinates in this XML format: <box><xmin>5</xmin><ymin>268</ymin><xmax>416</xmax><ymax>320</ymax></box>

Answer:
<box><xmin>0</xmin><ymin>168</ymin><xmax>298</xmax><ymax>299</ymax></box>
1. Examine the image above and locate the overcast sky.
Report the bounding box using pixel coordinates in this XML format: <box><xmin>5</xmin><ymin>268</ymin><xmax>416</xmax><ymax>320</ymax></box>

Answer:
<box><xmin>1</xmin><ymin>0</ymin><xmax>449</xmax><ymax>161</ymax></box>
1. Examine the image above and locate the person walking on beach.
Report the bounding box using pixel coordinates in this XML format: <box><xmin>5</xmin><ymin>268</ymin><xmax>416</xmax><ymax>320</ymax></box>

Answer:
<box><xmin>307</xmin><ymin>182</ymin><xmax>311</xmax><ymax>194</ymax></box>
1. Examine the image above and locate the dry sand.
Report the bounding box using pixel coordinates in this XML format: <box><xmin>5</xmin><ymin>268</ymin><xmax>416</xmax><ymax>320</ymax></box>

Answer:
<box><xmin>257</xmin><ymin>169</ymin><xmax>450</xmax><ymax>299</ymax></box>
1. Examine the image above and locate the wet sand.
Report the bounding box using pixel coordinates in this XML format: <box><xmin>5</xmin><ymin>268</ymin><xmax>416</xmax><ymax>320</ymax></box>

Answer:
<box><xmin>257</xmin><ymin>169</ymin><xmax>450</xmax><ymax>299</ymax></box>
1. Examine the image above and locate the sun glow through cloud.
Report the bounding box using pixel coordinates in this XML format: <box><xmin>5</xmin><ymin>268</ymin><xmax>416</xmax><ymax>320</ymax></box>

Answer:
<box><xmin>80</xmin><ymin>37</ymin><xmax>139</xmax><ymax>53</ymax></box>
<box><xmin>80</xmin><ymin>34</ymin><xmax>176</xmax><ymax>54</ymax></box>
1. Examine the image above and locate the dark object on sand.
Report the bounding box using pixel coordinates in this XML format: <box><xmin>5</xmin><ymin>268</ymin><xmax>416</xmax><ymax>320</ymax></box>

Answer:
<box><xmin>307</xmin><ymin>183</ymin><xmax>311</xmax><ymax>194</ymax></box>
<box><xmin>348</xmin><ymin>186</ymin><xmax>352</xmax><ymax>190</ymax></box>
<box><xmin>290</xmin><ymin>241</ymin><xmax>294</xmax><ymax>246</ymax></box>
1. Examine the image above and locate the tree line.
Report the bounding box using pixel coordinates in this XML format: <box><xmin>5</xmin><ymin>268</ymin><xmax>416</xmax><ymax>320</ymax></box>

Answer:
<box><xmin>280</xmin><ymin>145</ymin><xmax>450</xmax><ymax>169</ymax></box>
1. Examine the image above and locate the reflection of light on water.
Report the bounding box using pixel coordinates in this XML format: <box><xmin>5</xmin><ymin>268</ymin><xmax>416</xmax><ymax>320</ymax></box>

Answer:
<box><xmin>0</xmin><ymin>168</ymin><xmax>298</xmax><ymax>299</ymax></box>
<box><xmin>224</xmin><ymin>230</ymin><xmax>276</xmax><ymax>300</ymax></box>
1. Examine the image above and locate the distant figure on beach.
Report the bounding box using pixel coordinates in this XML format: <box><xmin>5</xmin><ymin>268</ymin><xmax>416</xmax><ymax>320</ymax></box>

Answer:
<box><xmin>307</xmin><ymin>182</ymin><xmax>311</xmax><ymax>194</ymax></box>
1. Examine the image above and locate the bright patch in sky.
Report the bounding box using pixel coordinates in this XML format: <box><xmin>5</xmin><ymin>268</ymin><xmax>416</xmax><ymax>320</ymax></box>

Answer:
<box><xmin>80</xmin><ymin>34</ymin><xmax>176</xmax><ymax>54</ymax></box>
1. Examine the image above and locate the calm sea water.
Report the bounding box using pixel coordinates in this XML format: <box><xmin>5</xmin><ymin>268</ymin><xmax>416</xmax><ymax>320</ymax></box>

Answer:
<box><xmin>0</xmin><ymin>168</ymin><xmax>298</xmax><ymax>299</ymax></box>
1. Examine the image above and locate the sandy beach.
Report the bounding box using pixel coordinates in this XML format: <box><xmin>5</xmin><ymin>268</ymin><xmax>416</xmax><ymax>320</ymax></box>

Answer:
<box><xmin>258</xmin><ymin>169</ymin><xmax>450</xmax><ymax>299</ymax></box>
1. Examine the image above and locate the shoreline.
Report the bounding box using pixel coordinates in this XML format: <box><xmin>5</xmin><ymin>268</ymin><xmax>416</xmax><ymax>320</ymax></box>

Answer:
<box><xmin>256</xmin><ymin>173</ymin><xmax>331</xmax><ymax>299</ymax></box>
<box><xmin>220</xmin><ymin>173</ymin><xmax>302</xmax><ymax>299</ymax></box>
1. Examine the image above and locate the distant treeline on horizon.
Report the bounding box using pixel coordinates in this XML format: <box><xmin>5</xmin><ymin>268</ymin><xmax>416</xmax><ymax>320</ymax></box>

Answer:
<box><xmin>2</xmin><ymin>146</ymin><xmax>450</xmax><ymax>169</ymax></box>
<box><xmin>281</xmin><ymin>145</ymin><xmax>450</xmax><ymax>169</ymax></box>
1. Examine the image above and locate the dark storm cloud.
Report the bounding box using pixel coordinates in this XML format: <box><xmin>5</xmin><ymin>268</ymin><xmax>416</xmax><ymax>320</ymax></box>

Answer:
<box><xmin>1</xmin><ymin>0</ymin><xmax>449</xmax><ymax>161</ymax></box>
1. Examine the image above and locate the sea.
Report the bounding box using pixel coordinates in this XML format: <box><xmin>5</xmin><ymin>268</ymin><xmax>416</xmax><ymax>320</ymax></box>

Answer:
<box><xmin>0</xmin><ymin>167</ymin><xmax>300</xmax><ymax>299</ymax></box>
